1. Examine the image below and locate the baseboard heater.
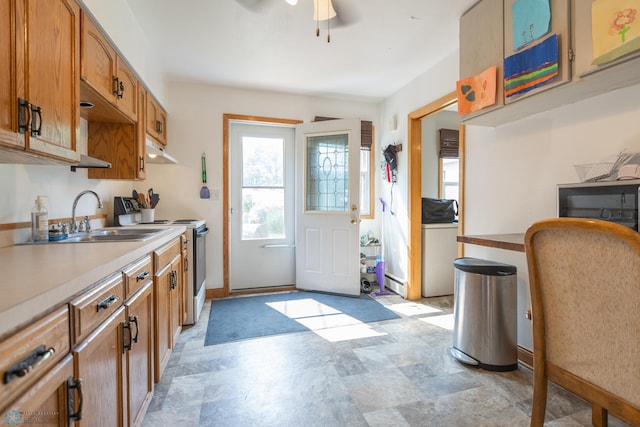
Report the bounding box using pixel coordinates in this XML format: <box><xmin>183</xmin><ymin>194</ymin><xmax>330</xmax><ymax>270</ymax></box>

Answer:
<box><xmin>384</xmin><ymin>272</ymin><xmax>407</xmax><ymax>298</ymax></box>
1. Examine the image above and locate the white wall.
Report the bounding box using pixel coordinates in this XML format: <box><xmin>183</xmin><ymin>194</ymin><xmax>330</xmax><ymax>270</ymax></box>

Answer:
<box><xmin>163</xmin><ymin>82</ymin><xmax>381</xmax><ymax>289</ymax></box>
<box><xmin>377</xmin><ymin>46</ymin><xmax>640</xmax><ymax>349</ymax></box>
<box><xmin>378</xmin><ymin>51</ymin><xmax>460</xmax><ymax>286</ymax></box>
<box><xmin>0</xmin><ymin>120</ymin><xmax>134</xmax><ymax>229</ymax></box>
<box><xmin>464</xmin><ymin>82</ymin><xmax>640</xmax><ymax>349</ymax></box>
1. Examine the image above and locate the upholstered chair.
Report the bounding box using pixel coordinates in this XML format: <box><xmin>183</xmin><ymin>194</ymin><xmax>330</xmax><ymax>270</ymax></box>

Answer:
<box><xmin>524</xmin><ymin>218</ymin><xmax>640</xmax><ymax>427</ymax></box>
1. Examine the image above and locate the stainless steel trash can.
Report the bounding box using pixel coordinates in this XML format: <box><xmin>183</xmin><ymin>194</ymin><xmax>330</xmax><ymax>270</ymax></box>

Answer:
<box><xmin>451</xmin><ymin>257</ymin><xmax>518</xmax><ymax>371</ymax></box>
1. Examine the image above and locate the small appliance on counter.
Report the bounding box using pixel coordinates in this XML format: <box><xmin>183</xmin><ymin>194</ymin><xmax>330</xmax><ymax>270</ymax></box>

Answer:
<box><xmin>557</xmin><ymin>180</ymin><xmax>640</xmax><ymax>231</ymax></box>
<box><xmin>113</xmin><ymin>196</ymin><xmax>209</xmax><ymax>325</ymax></box>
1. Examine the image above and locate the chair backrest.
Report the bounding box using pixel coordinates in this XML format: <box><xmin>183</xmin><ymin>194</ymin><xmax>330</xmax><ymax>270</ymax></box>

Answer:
<box><xmin>525</xmin><ymin>218</ymin><xmax>640</xmax><ymax>411</ymax></box>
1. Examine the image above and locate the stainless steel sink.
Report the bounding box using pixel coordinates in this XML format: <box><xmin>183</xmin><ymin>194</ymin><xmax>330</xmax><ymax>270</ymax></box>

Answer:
<box><xmin>19</xmin><ymin>228</ymin><xmax>166</xmax><ymax>244</ymax></box>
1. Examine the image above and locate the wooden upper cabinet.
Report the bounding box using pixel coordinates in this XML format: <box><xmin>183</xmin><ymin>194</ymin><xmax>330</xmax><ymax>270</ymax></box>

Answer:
<box><xmin>0</xmin><ymin>0</ymin><xmax>23</xmax><ymax>151</ymax></box>
<box><xmin>116</xmin><ymin>58</ymin><xmax>138</xmax><ymax>122</ymax></box>
<box><xmin>81</xmin><ymin>13</ymin><xmax>117</xmax><ymax>103</ymax></box>
<box><xmin>146</xmin><ymin>93</ymin><xmax>168</xmax><ymax>146</ymax></box>
<box><xmin>81</xmin><ymin>12</ymin><xmax>138</xmax><ymax>122</ymax></box>
<box><xmin>7</xmin><ymin>0</ymin><xmax>81</xmax><ymax>163</ymax></box>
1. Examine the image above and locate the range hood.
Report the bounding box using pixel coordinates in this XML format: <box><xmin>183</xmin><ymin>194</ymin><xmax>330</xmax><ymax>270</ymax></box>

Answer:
<box><xmin>70</xmin><ymin>154</ymin><xmax>112</xmax><ymax>172</ymax></box>
<box><xmin>146</xmin><ymin>139</ymin><xmax>177</xmax><ymax>164</ymax></box>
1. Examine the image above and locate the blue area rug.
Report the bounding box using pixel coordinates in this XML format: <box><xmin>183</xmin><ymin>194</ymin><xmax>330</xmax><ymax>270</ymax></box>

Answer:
<box><xmin>204</xmin><ymin>291</ymin><xmax>399</xmax><ymax>346</ymax></box>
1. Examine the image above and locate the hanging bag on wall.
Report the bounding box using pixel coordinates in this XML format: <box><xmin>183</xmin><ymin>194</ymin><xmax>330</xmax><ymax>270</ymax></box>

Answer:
<box><xmin>421</xmin><ymin>197</ymin><xmax>458</xmax><ymax>224</ymax></box>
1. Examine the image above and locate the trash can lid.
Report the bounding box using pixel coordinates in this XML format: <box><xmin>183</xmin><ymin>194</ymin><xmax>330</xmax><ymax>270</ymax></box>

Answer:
<box><xmin>453</xmin><ymin>257</ymin><xmax>517</xmax><ymax>276</ymax></box>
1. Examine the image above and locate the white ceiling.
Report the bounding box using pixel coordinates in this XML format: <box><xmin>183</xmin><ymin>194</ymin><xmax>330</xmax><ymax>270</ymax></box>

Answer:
<box><xmin>124</xmin><ymin>0</ymin><xmax>478</xmax><ymax>102</ymax></box>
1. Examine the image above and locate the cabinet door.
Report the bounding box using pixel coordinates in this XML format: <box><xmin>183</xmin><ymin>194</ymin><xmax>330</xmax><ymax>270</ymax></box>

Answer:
<box><xmin>16</xmin><ymin>0</ymin><xmax>80</xmax><ymax>162</ymax></box>
<box><xmin>459</xmin><ymin>0</ymin><xmax>504</xmax><ymax>117</ymax></box>
<box><xmin>73</xmin><ymin>306</ymin><xmax>127</xmax><ymax>427</ymax></box>
<box><xmin>573</xmin><ymin>0</ymin><xmax>640</xmax><ymax>78</ymax></box>
<box><xmin>503</xmin><ymin>0</ymin><xmax>571</xmax><ymax>103</ymax></box>
<box><xmin>156</xmin><ymin>106</ymin><xmax>167</xmax><ymax>145</ymax></box>
<box><xmin>153</xmin><ymin>261</ymin><xmax>172</xmax><ymax>382</ymax></box>
<box><xmin>5</xmin><ymin>354</ymin><xmax>82</xmax><ymax>427</ymax></box>
<box><xmin>125</xmin><ymin>281</ymin><xmax>153</xmax><ymax>427</ymax></box>
<box><xmin>80</xmin><ymin>13</ymin><xmax>117</xmax><ymax>104</ymax></box>
<box><xmin>146</xmin><ymin>94</ymin><xmax>167</xmax><ymax>146</ymax></box>
<box><xmin>116</xmin><ymin>58</ymin><xmax>138</xmax><ymax>122</ymax></box>
<box><xmin>136</xmin><ymin>85</ymin><xmax>147</xmax><ymax>179</ymax></box>
<box><xmin>169</xmin><ymin>256</ymin><xmax>183</xmax><ymax>347</ymax></box>
<box><xmin>0</xmin><ymin>0</ymin><xmax>24</xmax><ymax>150</ymax></box>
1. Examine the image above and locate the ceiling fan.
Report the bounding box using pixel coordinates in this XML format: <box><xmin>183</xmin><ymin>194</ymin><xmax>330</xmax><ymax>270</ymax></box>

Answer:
<box><xmin>236</xmin><ymin>0</ymin><xmax>359</xmax><ymax>42</ymax></box>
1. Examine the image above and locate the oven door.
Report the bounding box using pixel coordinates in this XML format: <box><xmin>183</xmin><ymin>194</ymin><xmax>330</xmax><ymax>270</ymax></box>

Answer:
<box><xmin>193</xmin><ymin>225</ymin><xmax>209</xmax><ymax>296</ymax></box>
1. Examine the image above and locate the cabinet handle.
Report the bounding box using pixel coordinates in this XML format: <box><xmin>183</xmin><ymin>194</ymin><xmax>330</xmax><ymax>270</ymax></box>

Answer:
<box><xmin>67</xmin><ymin>377</ymin><xmax>83</xmax><ymax>422</ymax></box>
<box><xmin>30</xmin><ymin>104</ymin><xmax>42</xmax><ymax>137</ymax></box>
<box><xmin>17</xmin><ymin>98</ymin><xmax>31</xmax><ymax>134</ymax></box>
<box><xmin>184</xmin><ymin>256</ymin><xmax>188</xmax><ymax>273</ymax></box>
<box><xmin>130</xmin><ymin>315</ymin><xmax>139</xmax><ymax>343</ymax></box>
<box><xmin>139</xmin><ymin>155</ymin><xmax>145</xmax><ymax>172</ymax></box>
<box><xmin>118</xmin><ymin>80</ymin><xmax>125</xmax><ymax>99</ymax></box>
<box><xmin>169</xmin><ymin>270</ymin><xmax>177</xmax><ymax>290</ymax></box>
<box><xmin>122</xmin><ymin>320</ymin><xmax>132</xmax><ymax>352</ymax></box>
<box><xmin>136</xmin><ymin>271</ymin><xmax>150</xmax><ymax>282</ymax></box>
<box><xmin>112</xmin><ymin>76</ymin><xmax>120</xmax><ymax>97</ymax></box>
<box><xmin>155</xmin><ymin>119</ymin><xmax>162</xmax><ymax>134</ymax></box>
<box><xmin>97</xmin><ymin>294</ymin><xmax>119</xmax><ymax>312</ymax></box>
<box><xmin>3</xmin><ymin>345</ymin><xmax>55</xmax><ymax>384</ymax></box>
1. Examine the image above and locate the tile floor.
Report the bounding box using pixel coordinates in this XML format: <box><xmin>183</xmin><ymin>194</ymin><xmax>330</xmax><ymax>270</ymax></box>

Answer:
<box><xmin>142</xmin><ymin>293</ymin><xmax>630</xmax><ymax>427</ymax></box>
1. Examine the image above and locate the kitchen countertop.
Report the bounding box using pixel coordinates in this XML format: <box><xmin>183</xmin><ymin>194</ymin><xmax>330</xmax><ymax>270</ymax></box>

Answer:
<box><xmin>456</xmin><ymin>233</ymin><xmax>525</xmax><ymax>252</ymax></box>
<box><xmin>0</xmin><ymin>225</ymin><xmax>186</xmax><ymax>339</ymax></box>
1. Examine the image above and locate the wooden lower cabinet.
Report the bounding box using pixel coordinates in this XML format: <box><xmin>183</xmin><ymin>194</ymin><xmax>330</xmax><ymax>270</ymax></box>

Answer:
<box><xmin>125</xmin><ymin>281</ymin><xmax>154</xmax><ymax>427</ymax></box>
<box><xmin>72</xmin><ymin>306</ymin><xmax>127</xmax><ymax>427</ymax></box>
<box><xmin>1</xmin><ymin>238</ymin><xmax>190</xmax><ymax>426</ymax></box>
<box><xmin>3</xmin><ymin>354</ymin><xmax>81</xmax><ymax>427</ymax></box>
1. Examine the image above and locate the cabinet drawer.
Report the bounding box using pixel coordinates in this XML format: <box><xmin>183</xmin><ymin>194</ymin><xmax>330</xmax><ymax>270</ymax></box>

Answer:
<box><xmin>70</xmin><ymin>272</ymin><xmax>125</xmax><ymax>345</ymax></box>
<box><xmin>154</xmin><ymin>238</ymin><xmax>181</xmax><ymax>273</ymax></box>
<box><xmin>123</xmin><ymin>254</ymin><xmax>153</xmax><ymax>298</ymax></box>
<box><xmin>0</xmin><ymin>306</ymin><xmax>70</xmax><ymax>410</ymax></box>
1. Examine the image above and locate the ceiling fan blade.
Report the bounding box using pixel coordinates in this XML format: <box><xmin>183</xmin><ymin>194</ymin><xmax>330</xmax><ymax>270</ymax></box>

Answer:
<box><xmin>236</xmin><ymin>0</ymin><xmax>277</xmax><ymax>12</ymax></box>
<box><xmin>331</xmin><ymin>0</ymin><xmax>360</xmax><ymax>27</ymax></box>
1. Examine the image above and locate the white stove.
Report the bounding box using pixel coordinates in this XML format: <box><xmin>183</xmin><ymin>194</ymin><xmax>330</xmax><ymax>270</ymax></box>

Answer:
<box><xmin>114</xmin><ymin>197</ymin><xmax>208</xmax><ymax>325</ymax></box>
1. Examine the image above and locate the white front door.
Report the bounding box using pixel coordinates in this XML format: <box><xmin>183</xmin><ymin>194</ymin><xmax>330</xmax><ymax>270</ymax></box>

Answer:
<box><xmin>229</xmin><ymin>122</ymin><xmax>295</xmax><ymax>290</ymax></box>
<box><xmin>295</xmin><ymin>118</ymin><xmax>361</xmax><ymax>296</ymax></box>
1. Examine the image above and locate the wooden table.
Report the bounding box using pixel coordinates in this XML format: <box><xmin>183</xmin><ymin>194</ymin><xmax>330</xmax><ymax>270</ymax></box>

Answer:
<box><xmin>457</xmin><ymin>233</ymin><xmax>525</xmax><ymax>252</ymax></box>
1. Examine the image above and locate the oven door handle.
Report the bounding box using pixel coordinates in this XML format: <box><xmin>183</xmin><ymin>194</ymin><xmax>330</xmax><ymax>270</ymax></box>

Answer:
<box><xmin>195</xmin><ymin>227</ymin><xmax>209</xmax><ymax>237</ymax></box>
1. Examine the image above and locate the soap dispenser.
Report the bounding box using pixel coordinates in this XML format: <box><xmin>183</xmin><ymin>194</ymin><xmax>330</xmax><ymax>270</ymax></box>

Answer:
<box><xmin>31</xmin><ymin>196</ymin><xmax>49</xmax><ymax>241</ymax></box>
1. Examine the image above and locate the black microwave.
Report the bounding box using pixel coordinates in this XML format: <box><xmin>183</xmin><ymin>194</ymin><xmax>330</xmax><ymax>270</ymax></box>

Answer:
<box><xmin>557</xmin><ymin>180</ymin><xmax>640</xmax><ymax>231</ymax></box>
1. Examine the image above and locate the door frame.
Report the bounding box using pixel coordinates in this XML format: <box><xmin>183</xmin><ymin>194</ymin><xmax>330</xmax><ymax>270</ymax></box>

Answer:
<box><xmin>406</xmin><ymin>91</ymin><xmax>465</xmax><ymax>300</ymax></box>
<box><xmin>220</xmin><ymin>114</ymin><xmax>303</xmax><ymax>298</ymax></box>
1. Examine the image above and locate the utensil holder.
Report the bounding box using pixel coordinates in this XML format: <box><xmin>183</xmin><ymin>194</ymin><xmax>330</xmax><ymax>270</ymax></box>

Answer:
<box><xmin>141</xmin><ymin>208</ymin><xmax>155</xmax><ymax>223</ymax></box>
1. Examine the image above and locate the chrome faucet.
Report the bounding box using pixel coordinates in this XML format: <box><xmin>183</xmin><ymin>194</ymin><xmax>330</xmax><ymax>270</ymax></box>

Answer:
<box><xmin>70</xmin><ymin>190</ymin><xmax>104</xmax><ymax>233</ymax></box>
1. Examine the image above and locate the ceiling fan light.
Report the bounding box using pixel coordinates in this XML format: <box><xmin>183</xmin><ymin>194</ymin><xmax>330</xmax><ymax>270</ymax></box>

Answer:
<box><xmin>285</xmin><ymin>0</ymin><xmax>297</xmax><ymax>5</ymax></box>
<box><xmin>313</xmin><ymin>0</ymin><xmax>336</xmax><ymax>21</ymax></box>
